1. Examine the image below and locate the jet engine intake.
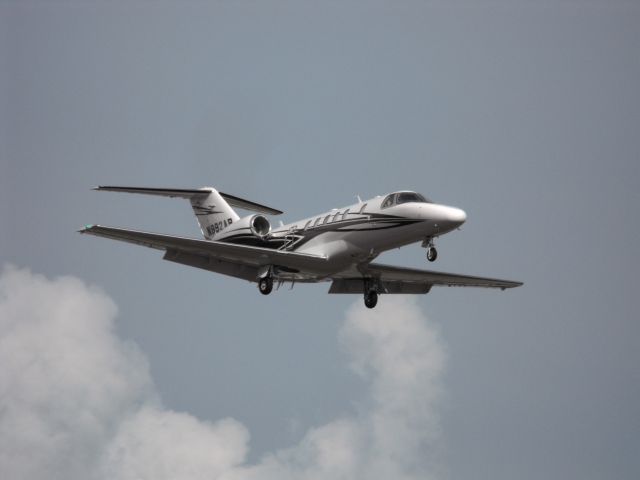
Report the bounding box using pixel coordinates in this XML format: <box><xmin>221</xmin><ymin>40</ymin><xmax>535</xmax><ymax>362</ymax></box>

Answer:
<box><xmin>215</xmin><ymin>214</ymin><xmax>271</xmax><ymax>241</ymax></box>
<box><xmin>249</xmin><ymin>214</ymin><xmax>271</xmax><ymax>237</ymax></box>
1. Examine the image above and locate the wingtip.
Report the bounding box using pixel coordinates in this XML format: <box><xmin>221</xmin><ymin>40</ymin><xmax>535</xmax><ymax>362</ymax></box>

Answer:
<box><xmin>78</xmin><ymin>224</ymin><xmax>96</xmax><ymax>233</ymax></box>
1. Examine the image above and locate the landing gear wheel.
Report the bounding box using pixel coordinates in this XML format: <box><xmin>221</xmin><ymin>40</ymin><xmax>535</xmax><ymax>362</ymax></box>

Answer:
<box><xmin>258</xmin><ymin>277</ymin><xmax>273</xmax><ymax>295</ymax></box>
<box><xmin>426</xmin><ymin>247</ymin><xmax>438</xmax><ymax>262</ymax></box>
<box><xmin>364</xmin><ymin>290</ymin><xmax>378</xmax><ymax>309</ymax></box>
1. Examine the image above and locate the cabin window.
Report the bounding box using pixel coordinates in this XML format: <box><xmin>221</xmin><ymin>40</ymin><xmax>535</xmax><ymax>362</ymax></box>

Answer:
<box><xmin>342</xmin><ymin>209</ymin><xmax>350</xmax><ymax>220</ymax></box>
<box><xmin>332</xmin><ymin>211</ymin><xmax>341</xmax><ymax>222</ymax></box>
<box><xmin>303</xmin><ymin>220</ymin><xmax>311</xmax><ymax>230</ymax></box>
<box><xmin>358</xmin><ymin>203</ymin><xmax>367</xmax><ymax>214</ymax></box>
<box><xmin>323</xmin><ymin>214</ymin><xmax>331</xmax><ymax>224</ymax></box>
<box><xmin>313</xmin><ymin>217</ymin><xmax>322</xmax><ymax>227</ymax></box>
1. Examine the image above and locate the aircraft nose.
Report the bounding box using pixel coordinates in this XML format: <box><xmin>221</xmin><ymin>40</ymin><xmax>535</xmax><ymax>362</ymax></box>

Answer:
<box><xmin>447</xmin><ymin>207</ymin><xmax>467</xmax><ymax>225</ymax></box>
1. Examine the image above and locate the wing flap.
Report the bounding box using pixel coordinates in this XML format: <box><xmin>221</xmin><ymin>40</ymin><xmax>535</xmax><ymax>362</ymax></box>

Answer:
<box><xmin>163</xmin><ymin>249</ymin><xmax>259</xmax><ymax>282</ymax></box>
<box><xmin>79</xmin><ymin>225</ymin><xmax>327</xmax><ymax>272</ymax></box>
<box><xmin>329</xmin><ymin>278</ymin><xmax>431</xmax><ymax>294</ymax></box>
<box><xmin>363</xmin><ymin>263</ymin><xmax>523</xmax><ymax>289</ymax></box>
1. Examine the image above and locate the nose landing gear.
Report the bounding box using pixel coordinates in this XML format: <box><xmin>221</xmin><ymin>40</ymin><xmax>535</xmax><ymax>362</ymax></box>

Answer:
<box><xmin>423</xmin><ymin>237</ymin><xmax>438</xmax><ymax>262</ymax></box>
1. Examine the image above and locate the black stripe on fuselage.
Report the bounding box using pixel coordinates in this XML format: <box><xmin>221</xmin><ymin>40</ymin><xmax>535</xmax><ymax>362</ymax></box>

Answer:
<box><xmin>280</xmin><ymin>216</ymin><xmax>422</xmax><ymax>250</ymax></box>
<box><xmin>335</xmin><ymin>220</ymin><xmax>421</xmax><ymax>232</ymax></box>
<box><xmin>270</xmin><ymin>213</ymin><xmax>417</xmax><ymax>236</ymax></box>
<box><xmin>218</xmin><ymin>214</ymin><xmax>423</xmax><ymax>251</ymax></box>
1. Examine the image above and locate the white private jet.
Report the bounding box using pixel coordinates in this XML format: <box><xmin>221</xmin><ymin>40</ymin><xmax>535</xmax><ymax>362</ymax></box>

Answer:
<box><xmin>80</xmin><ymin>186</ymin><xmax>522</xmax><ymax>308</ymax></box>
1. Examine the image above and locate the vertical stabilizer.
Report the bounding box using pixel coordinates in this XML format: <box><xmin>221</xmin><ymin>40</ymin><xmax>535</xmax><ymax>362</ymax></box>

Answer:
<box><xmin>190</xmin><ymin>188</ymin><xmax>240</xmax><ymax>239</ymax></box>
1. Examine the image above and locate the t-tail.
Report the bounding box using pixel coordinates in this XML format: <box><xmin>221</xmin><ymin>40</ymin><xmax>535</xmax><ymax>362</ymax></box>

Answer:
<box><xmin>93</xmin><ymin>186</ymin><xmax>282</xmax><ymax>240</ymax></box>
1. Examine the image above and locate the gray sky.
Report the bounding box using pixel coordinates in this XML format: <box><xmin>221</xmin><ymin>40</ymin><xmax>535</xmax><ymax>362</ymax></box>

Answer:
<box><xmin>1</xmin><ymin>1</ymin><xmax>639</xmax><ymax>479</ymax></box>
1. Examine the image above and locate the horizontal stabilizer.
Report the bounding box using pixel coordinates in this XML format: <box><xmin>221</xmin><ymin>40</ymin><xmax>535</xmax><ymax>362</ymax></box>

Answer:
<box><xmin>93</xmin><ymin>186</ymin><xmax>209</xmax><ymax>199</ymax></box>
<box><xmin>93</xmin><ymin>186</ymin><xmax>283</xmax><ymax>215</ymax></box>
<box><xmin>217</xmin><ymin>192</ymin><xmax>283</xmax><ymax>215</ymax></box>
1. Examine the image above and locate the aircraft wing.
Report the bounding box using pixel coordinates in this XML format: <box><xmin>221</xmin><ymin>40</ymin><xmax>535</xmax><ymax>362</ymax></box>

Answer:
<box><xmin>79</xmin><ymin>225</ymin><xmax>522</xmax><ymax>292</ymax></box>
<box><xmin>78</xmin><ymin>225</ymin><xmax>327</xmax><ymax>277</ymax></box>
<box><xmin>329</xmin><ymin>262</ymin><xmax>522</xmax><ymax>293</ymax></box>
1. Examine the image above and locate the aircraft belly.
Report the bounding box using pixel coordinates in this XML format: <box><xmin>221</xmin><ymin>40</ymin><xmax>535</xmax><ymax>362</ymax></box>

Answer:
<box><xmin>159</xmin><ymin>219</ymin><xmax>451</xmax><ymax>282</ymax></box>
<box><xmin>338</xmin><ymin>221</ymin><xmax>427</xmax><ymax>253</ymax></box>
<box><xmin>293</xmin><ymin>221</ymin><xmax>427</xmax><ymax>266</ymax></box>
<box><xmin>295</xmin><ymin>236</ymin><xmax>358</xmax><ymax>271</ymax></box>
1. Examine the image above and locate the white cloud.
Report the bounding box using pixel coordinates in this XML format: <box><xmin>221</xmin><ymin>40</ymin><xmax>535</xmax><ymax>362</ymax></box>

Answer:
<box><xmin>100</xmin><ymin>407</ymin><xmax>249</xmax><ymax>480</ymax></box>
<box><xmin>0</xmin><ymin>266</ymin><xmax>152</xmax><ymax>480</ymax></box>
<box><xmin>0</xmin><ymin>266</ymin><xmax>446</xmax><ymax>480</ymax></box>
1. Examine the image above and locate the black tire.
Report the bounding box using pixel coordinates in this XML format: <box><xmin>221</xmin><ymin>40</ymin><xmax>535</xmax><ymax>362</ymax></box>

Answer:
<box><xmin>364</xmin><ymin>291</ymin><xmax>378</xmax><ymax>309</ymax></box>
<box><xmin>258</xmin><ymin>277</ymin><xmax>273</xmax><ymax>295</ymax></box>
<box><xmin>427</xmin><ymin>247</ymin><xmax>438</xmax><ymax>262</ymax></box>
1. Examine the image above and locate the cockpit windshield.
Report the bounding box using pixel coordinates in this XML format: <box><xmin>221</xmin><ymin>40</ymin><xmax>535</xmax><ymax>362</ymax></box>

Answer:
<box><xmin>396</xmin><ymin>192</ymin><xmax>429</xmax><ymax>204</ymax></box>
<box><xmin>381</xmin><ymin>191</ymin><xmax>431</xmax><ymax>208</ymax></box>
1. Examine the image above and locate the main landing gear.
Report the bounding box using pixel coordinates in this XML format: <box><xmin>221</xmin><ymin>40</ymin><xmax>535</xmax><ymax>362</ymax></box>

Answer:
<box><xmin>258</xmin><ymin>276</ymin><xmax>273</xmax><ymax>295</ymax></box>
<box><xmin>362</xmin><ymin>279</ymin><xmax>379</xmax><ymax>309</ymax></box>
<box><xmin>364</xmin><ymin>290</ymin><xmax>378</xmax><ymax>309</ymax></box>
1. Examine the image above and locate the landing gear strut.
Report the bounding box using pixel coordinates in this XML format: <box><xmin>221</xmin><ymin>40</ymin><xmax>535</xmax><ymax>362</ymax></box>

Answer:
<box><xmin>423</xmin><ymin>237</ymin><xmax>438</xmax><ymax>262</ymax></box>
<box><xmin>364</xmin><ymin>290</ymin><xmax>378</xmax><ymax>309</ymax></box>
<box><xmin>258</xmin><ymin>276</ymin><xmax>273</xmax><ymax>295</ymax></box>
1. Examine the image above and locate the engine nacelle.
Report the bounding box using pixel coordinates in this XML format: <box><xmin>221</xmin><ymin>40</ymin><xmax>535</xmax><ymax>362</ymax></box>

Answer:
<box><xmin>216</xmin><ymin>214</ymin><xmax>271</xmax><ymax>241</ymax></box>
